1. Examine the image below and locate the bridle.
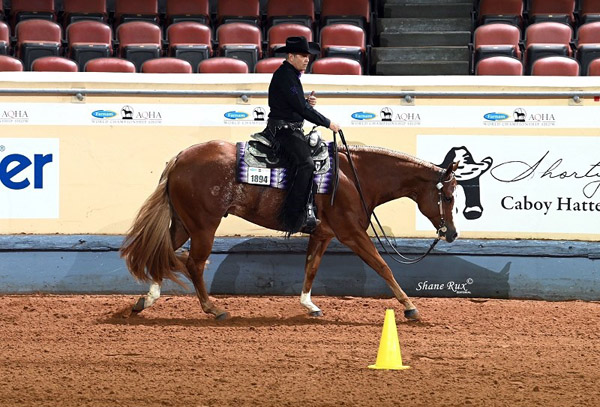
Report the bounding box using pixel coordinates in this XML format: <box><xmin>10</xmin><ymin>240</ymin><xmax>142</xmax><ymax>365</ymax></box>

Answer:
<box><xmin>333</xmin><ymin>129</ymin><xmax>455</xmax><ymax>265</ymax></box>
<box><xmin>435</xmin><ymin>172</ymin><xmax>456</xmax><ymax>238</ymax></box>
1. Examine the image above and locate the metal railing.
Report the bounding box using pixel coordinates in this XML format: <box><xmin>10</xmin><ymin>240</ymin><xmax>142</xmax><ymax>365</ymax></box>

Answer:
<box><xmin>0</xmin><ymin>88</ymin><xmax>597</xmax><ymax>103</ymax></box>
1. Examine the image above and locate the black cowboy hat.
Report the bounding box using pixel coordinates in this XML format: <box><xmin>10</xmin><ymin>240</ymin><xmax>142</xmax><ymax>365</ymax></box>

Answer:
<box><xmin>278</xmin><ymin>36</ymin><xmax>320</xmax><ymax>55</ymax></box>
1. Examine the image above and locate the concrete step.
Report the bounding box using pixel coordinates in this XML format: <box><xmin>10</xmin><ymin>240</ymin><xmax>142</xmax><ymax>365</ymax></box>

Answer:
<box><xmin>377</xmin><ymin>18</ymin><xmax>472</xmax><ymax>32</ymax></box>
<box><xmin>375</xmin><ymin>60</ymin><xmax>470</xmax><ymax>75</ymax></box>
<box><xmin>383</xmin><ymin>2</ymin><xmax>474</xmax><ymax>18</ymax></box>
<box><xmin>379</xmin><ymin>31</ymin><xmax>471</xmax><ymax>47</ymax></box>
<box><xmin>372</xmin><ymin>46</ymin><xmax>471</xmax><ymax>63</ymax></box>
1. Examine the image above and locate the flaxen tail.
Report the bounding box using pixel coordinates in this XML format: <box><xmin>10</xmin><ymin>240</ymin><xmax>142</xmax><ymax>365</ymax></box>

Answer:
<box><xmin>120</xmin><ymin>156</ymin><xmax>186</xmax><ymax>286</ymax></box>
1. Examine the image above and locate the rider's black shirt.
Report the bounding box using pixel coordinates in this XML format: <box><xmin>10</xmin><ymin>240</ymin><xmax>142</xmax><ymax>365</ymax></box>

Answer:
<box><xmin>268</xmin><ymin>60</ymin><xmax>331</xmax><ymax>128</ymax></box>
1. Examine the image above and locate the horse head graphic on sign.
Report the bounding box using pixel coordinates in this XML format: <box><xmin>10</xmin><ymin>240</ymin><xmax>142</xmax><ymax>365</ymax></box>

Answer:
<box><xmin>439</xmin><ymin>146</ymin><xmax>493</xmax><ymax>220</ymax></box>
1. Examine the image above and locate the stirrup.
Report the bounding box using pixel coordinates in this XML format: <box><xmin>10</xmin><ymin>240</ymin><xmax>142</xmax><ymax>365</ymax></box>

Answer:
<box><xmin>301</xmin><ymin>204</ymin><xmax>320</xmax><ymax>233</ymax></box>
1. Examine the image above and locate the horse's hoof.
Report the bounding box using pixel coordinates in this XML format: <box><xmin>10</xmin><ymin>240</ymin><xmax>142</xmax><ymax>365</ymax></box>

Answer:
<box><xmin>404</xmin><ymin>308</ymin><xmax>421</xmax><ymax>321</ymax></box>
<box><xmin>309</xmin><ymin>310</ymin><xmax>323</xmax><ymax>317</ymax></box>
<box><xmin>215</xmin><ymin>311</ymin><xmax>231</xmax><ymax>321</ymax></box>
<box><xmin>131</xmin><ymin>297</ymin><xmax>146</xmax><ymax>313</ymax></box>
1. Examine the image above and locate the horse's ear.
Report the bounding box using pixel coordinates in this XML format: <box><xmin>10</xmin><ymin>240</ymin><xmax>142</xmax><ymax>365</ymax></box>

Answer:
<box><xmin>443</xmin><ymin>162</ymin><xmax>459</xmax><ymax>180</ymax></box>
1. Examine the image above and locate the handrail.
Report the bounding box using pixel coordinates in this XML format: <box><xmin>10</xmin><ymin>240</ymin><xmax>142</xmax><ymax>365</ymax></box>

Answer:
<box><xmin>0</xmin><ymin>88</ymin><xmax>597</xmax><ymax>102</ymax></box>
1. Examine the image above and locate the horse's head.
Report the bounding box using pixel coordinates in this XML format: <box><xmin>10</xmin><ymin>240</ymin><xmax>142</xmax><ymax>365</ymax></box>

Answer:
<box><xmin>417</xmin><ymin>162</ymin><xmax>460</xmax><ymax>243</ymax></box>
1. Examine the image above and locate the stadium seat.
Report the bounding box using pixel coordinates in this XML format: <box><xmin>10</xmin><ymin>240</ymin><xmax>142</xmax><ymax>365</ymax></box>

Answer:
<box><xmin>31</xmin><ymin>56</ymin><xmax>78</xmax><ymax>72</ymax></box>
<box><xmin>84</xmin><ymin>57</ymin><xmax>136</xmax><ymax>72</ymax></box>
<box><xmin>0</xmin><ymin>55</ymin><xmax>24</xmax><ymax>71</ymax></box>
<box><xmin>267</xmin><ymin>23</ymin><xmax>313</xmax><ymax>56</ymax></box>
<box><xmin>15</xmin><ymin>19</ymin><xmax>62</xmax><ymax>71</ymax></box>
<box><xmin>217</xmin><ymin>0</ymin><xmax>260</xmax><ymax>26</ymax></box>
<box><xmin>310</xmin><ymin>57</ymin><xmax>362</xmax><ymax>75</ymax></box>
<box><xmin>63</xmin><ymin>0</ymin><xmax>107</xmax><ymax>25</ymax></box>
<box><xmin>524</xmin><ymin>22</ymin><xmax>573</xmax><ymax>74</ymax></box>
<box><xmin>0</xmin><ymin>21</ymin><xmax>9</xmax><ymax>55</ymax></box>
<box><xmin>141</xmin><ymin>57</ymin><xmax>193</xmax><ymax>73</ymax></box>
<box><xmin>477</xmin><ymin>0</ymin><xmax>523</xmax><ymax>27</ymax></box>
<box><xmin>114</xmin><ymin>0</ymin><xmax>159</xmax><ymax>26</ymax></box>
<box><xmin>528</xmin><ymin>0</ymin><xmax>575</xmax><ymax>25</ymax></box>
<box><xmin>254</xmin><ymin>56</ymin><xmax>284</xmax><ymax>73</ymax></box>
<box><xmin>167</xmin><ymin>21</ymin><xmax>212</xmax><ymax>73</ymax></box>
<box><xmin>67</xmin><ymin>20</ymin><xmax>112</xmax><ymax>71</ymax></box>
<box><xmin>266</xmin><ymin>0</ymin><xmax>315</xmax><ymax>29</ymax></box>
<box><xmin>531</xmin><ymin>55</ymin><xmax>579</xmax><ymax>75</ymax></box>
<box><xmin>116</xmin><ymin>21</ymin><xmax>162</xmax><ymax>72</ymax></box>
<box><xmin>166</xmin><ymin>0</ymin><xmax>210</xmax><ymax>25</ymax></box>
<box><xmin>320</xmin><ymin>0</ymin><xmax>370</xmax><ymax>30</ymax></box>
<box><xmin>475</xmin><ymin>56</ymin><xmax>523</xmax><ymax>75</ymax></box>
<box><xmin>10</xmin><ymin>0</ymin><xmax>56</xmax><ymax>29</ymax></box>
<box><xmin>580</xmin><ymin>0</ymin><xmax>600</xmax><ymax>24</ymax></box>
<box><xmin>217</xmin><ymin>22</ymin><xmax>262</xmax><ymax>72</ymax></box>
<box><xmin>473</xmin><ymin>23</ymin><xmax>522</xmax><ymax>65</ymax></box>
<box><xmin>576</xmin><ymin>22</ymin><xmax>600</xmax><ymax>75</ymax></box>
<box><xmin>198</xmin><ymin>57</ymin><xmax>249</xmax><ymax>73</ymax></box>
<box><xmin>587</xmin><ymin>57</ymin><xmax>600</xmax><ymax>74</ymax></box>
<box><xmin>320</xmin><ymin>23</ymin><xmax>366</xmax><ymax>67</ymax></box>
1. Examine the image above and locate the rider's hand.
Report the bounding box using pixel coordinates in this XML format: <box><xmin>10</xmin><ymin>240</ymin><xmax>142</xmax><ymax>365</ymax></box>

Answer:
<box><xmin>329</xmin><ymin>121</ymin><xmax>341</xmax><ymax>133</ymax></box>
<box><xmin>307</xmin><ymin>90</ymin><xmax>317</xmax><ymax>106</ymax></box>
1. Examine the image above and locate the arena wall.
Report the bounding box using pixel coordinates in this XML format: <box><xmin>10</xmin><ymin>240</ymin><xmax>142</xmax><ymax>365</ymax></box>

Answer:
<box><xmin>1</xmin><ymin>73</ymin><xmax>599</xmax><ymax>299</ymax></box>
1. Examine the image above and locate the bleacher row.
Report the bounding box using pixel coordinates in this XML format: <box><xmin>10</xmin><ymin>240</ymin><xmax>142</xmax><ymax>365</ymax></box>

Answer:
<box><xmin>473</xmin><ymin>0</ymin><xmax>600</xmax><ymax>76</ymax></box>
<box><xmin>0</xmin><ymin>0</ymin><xmax>370</xmax><ymax>75</ymax></box>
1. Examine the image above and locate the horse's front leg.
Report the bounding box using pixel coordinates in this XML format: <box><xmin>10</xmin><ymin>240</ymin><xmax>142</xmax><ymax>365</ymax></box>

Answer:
<box><xmin>132</xmin><ymin>281</ymin><xmax>162</xmax><ymax>312</ymax></box>
<box><xmin>337</xmin><ymin>231</ymin><xmax>421</xmax><ymax>321</ymax></box>
<box><xmin>301</xmin><ymin>235</ymin><xmax>333</xmax><ymax>316</ymax></box>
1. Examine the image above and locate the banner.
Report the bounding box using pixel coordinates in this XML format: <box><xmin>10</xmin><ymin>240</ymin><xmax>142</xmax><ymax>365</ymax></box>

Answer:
<box><xmin>416</xmin><ymin>135</ymin><xmax>600</xmax><ymax>234</ymax></box>
<box><xmin>2</xmin><ymin>103</ymin><xmax>600</xmax><ymax>128</ymax></box>
<box><xmin>0</xmin><ymin>138</ymin><xmax>59</xmax><ymax>219</ymax></box>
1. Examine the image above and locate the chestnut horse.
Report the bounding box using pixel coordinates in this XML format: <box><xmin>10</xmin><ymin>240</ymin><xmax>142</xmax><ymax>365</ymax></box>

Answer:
<box><xmin>120</xmin><ymin>140</ymin><xmax>459</xmax><ymax>321</ymax></box>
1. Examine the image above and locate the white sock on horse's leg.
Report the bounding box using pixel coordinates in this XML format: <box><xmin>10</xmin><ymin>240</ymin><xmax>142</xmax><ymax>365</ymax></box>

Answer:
<box><xmin>144</xmin><ymin>282</ymin><xmax>161</xmax><ymax>308</ymax></box>
<box><xmin>300</xmin><ymin>290</ymin><xmax>321</xmax><ymax>313</ymax></box>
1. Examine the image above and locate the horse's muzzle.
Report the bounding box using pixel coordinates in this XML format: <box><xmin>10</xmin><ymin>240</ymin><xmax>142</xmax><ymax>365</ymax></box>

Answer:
<box><xmin>439</xmin><ymin>226</ymin><xmax>459</xmax><ymax>243</ymax></box>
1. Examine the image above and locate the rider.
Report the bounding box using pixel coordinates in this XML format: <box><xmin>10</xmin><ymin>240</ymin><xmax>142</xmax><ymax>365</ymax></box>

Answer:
<box><xmin>266</xmin><ymin>36</ymin><xmax>341</xmax><ymax>234</ymax></box>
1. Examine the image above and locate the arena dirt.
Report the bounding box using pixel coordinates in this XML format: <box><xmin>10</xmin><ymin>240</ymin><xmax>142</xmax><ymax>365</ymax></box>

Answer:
<box><xmin>1</xmin><ymin>295</ymin><xmax>599</xmax><ymax>406</ymax></box>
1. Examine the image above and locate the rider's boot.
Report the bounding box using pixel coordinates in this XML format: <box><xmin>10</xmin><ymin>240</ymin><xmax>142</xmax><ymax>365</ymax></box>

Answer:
<box><xmin>301</xmin><ymin>201</ymin><xmax>320</xmax><ymax>233</ymax></box>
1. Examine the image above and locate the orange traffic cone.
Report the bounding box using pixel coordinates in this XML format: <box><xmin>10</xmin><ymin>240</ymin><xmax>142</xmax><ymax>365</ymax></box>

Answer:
<box><xmin>368</xmin><ymin>309</ymin><xmax>410</xmax><ymax>370</ymax></box>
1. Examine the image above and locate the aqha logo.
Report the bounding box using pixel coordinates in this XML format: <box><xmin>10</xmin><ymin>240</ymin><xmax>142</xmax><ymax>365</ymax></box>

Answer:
<box><xmin>135</xmin><ymin>111</ymin><xmax>162</xmax><ymax>120</ymax></box>
<box><xmin>528</xmin><ymin>112</ymin><xmax>555</xmax><ymax>122</ymax></box>
<box><xmin>2</xmin><ymin>110</ymin><xmax>29</xmax><ymax>120</ymax></box>
<box><xmin>395</xmin><ymin>112</ymin><xmax>421</xmax><ymax>121</ymax></box>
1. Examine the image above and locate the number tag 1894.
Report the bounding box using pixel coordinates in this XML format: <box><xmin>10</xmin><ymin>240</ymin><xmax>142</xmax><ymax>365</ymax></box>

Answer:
<box><xmin>248</xmin><ymin>167</ymin><xmax>270</xmax><ymax>185</ymax></box>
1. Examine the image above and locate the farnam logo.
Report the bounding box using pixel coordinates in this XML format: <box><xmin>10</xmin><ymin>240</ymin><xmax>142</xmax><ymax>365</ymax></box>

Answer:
<box><xmin>224</xmin><ymin>111</ymin><xmax>249</xmax><ymax>120</ymax></box>
<box><xmin>484</xmin><ymin>112</ymin><xmax>510</xmax><ymax>121</ymax></box>
<box><xmin>351</xmin><ymin>111</ymin><xmax>377</xmax><ymax>120</ymax></box>
<box><xmin>92</xmin><ymin>110</ymin><xmax>117</xmax><ymax>119</ymax></box>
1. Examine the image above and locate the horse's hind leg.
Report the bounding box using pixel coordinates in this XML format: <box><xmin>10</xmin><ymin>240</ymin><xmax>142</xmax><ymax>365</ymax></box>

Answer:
<box><xmin>300</xmin><ymin>235</ymin><xmax>332</xmax><ymax>317</ymax></box>
<box><xmin>186</xmin><ymin>226</ymin><xmax>229</xmax><ymax>320</ymax></box>
<box><xmin>132</xmin><ymin>213</ymin><xmax>190</xmax><ymax>313</ymax></box>
<box><xmin>132</xmin><ymin>281</ymin><xmax>162</xmax><ymax>312</ymax></box>
<box><xmin>337</xmin><ymin>231</ymin><xmax>421</xmax><ymax>321</ymax></box>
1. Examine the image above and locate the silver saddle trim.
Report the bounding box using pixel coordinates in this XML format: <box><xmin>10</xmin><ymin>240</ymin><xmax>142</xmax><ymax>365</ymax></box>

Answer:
<box><xmin>250</xmin><ymin>132</ymin><xmax>272</xmax><ymax>148</ymax></box>
<box><xmin>243</xmin><ymin>141</ymin><xmax>331</xmax><ymax>175</ymax></box>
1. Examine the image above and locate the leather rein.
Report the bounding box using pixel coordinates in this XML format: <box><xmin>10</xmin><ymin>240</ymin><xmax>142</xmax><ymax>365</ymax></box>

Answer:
<box><xmin>331</xmin><ymin>129</ymin><xmax>453</xmax><ymax>265</ymax></box>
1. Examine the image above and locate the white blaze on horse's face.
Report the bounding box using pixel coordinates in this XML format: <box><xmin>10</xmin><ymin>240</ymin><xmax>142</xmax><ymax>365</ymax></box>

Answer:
<box><xmin>440</xmin><ymin>175</ymin><xmax>459</xmax><ymax>243</ymax></box>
